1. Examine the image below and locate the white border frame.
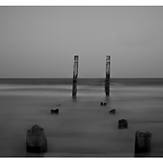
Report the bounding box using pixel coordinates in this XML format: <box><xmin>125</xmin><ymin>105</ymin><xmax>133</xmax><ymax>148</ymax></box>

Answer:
<box><xmin>0</xmin><ymin>0</ymin><xmax>163</xmax><ymax>6</ymax></box>
<box><xmin>0</xmin><ymin>1</ymin><xmax>162</xmax><ymax>163</ymax></box>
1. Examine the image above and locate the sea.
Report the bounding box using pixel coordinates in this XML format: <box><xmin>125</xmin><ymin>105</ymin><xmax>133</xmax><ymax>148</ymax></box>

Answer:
<box><xmin>0</xmin><ymin>78</ymin><xmax>163</xmax><ymax>157</ymax></box>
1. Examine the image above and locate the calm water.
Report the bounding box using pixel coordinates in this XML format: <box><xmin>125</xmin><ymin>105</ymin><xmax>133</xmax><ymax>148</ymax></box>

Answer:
<box><xmin>0</xmin><ymin>78</ymin><xmax>163</xmax><ymax>157</ymax></box>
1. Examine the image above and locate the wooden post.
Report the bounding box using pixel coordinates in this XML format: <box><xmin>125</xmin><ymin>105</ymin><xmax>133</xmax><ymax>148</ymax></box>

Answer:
<box><xmin>72</xmin><ymin>55</ymin><xmax>79</xmax><ymax>98</ymax></box>
<box><xmin>105</xmin><ymin>56</ymin><xmax>111</xmax><ymax>96</ymax></box>
<box><xmin>118</xmin><ymin>119</ymin><xmax>128</xmax><ymax>129</ymax></box>
<box><xmin>135</xmin><ymin>131</ymin><xmax>152</xmax><ymax>157</ymax></box>
<box><xmin>26</xmin><ymin>125</ymin><xmax>47</xmax><ymax>153</ymax></box>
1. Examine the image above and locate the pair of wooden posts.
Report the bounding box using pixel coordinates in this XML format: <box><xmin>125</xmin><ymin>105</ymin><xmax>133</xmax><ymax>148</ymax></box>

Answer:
<box><xmin>72</xmin><ymin>55</ymin><xmax>111</xmax><ymax>98</ymax></box>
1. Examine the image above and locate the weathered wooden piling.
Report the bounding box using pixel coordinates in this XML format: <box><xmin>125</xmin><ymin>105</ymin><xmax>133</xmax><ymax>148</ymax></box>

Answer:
<box><xmin>50</xmin><ymin>108</ymin><xmax>59</xmax><ymax>114</ymax></box>
<box><xmin>26</xmin><ymin>125</ymin><xmax>47</xmax><ymax>153</ymax></box>
<box><xmin>135</xmin><ymin>131</ymin><xmax>152</xmax><ymax>157</ymax></box>
<box><xmin>72</xmin><ymin>55</ymin><xmax>79</xmax><ymax>98</ymax></box>
<box><xmin>105</xmin><ymin>56</ymin><xmax>111</xmax><ymax>96</ymax></box>
<box><xmin>118</xmin><ymin>119</ymin><xmax>128</xmax><ymax>129</ymax></box>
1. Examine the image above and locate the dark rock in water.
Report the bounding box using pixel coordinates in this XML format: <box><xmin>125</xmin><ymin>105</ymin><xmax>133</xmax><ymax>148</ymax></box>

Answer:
<box><xmin>118</xmin><ymin>119</ymin><xmax>128</xmax><ymax>129</ymax></box>
<box><xmin>51</xmin><ymin>108</ymin><xmax>59</xmax><ymax>114</ymax></box>
<box><xmin>109</xmin><ymin>109</ymin><xmax>116</xmax><ymax>114</ymax></box>
<box><xmin>103</xmin><ymin>102</ymin><xmax>107</xmax><ymax>106</ymax></box>
<box><xmin>100</xmin><ymin>102</ymin><xmax>103</xmax><ymax>106</ymax></box>
<box><xmin>26</xmin><ymin>125</ymin><xmax>47</xmax><ymax>153</ymax></box>
<box><xmin>100</xmin><ymin>102</ymin><xmax>107</xmax><ymax>106</ymax></box>
<box><xmin>135</xmin><ymin>131</ymin><xmax>152</xmax><ymax>157</ymax></box>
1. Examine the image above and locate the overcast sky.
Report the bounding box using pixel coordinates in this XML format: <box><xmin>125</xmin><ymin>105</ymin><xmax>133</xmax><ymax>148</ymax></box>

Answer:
<box><xmin>0</xmin><ymin>7</ymin><xmax>163</xmax><ymax>78</ymax></box>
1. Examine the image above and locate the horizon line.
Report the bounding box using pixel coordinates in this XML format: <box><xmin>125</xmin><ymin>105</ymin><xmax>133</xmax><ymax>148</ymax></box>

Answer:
<box><xmin>0</xmin><ymin>77</ymin><xmax>163</xmax><ymax>79</ymax></box>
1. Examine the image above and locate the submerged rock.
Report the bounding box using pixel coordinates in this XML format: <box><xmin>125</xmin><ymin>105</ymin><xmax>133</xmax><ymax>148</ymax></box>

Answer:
<box><xmin>118</xmin><ymin>119</ymin><xmax>128</xmax><ymax>129</ymax></box>
<box><xmin>100</xmin><ymin>102</ymin><xmax>103</xmax><ymax>106</ymax></box>
<box><xmin>26</xmin><ymin>124</ymin><xmax>47</xmax><ymax>153</ymax></box>
<box><xmin>51</xmin><ymin>108</ymin><xmax>59</xmax><ymax>114</ymax></box>
<box><xmin>103</xmin><ymin>102</ymin><xmax>107</xmax><ymax>106</ymax></box>
<box><xmin>135</xmin><ymin>131</ymin><xmax>152</xmax><ymax>157</ymax></box>
<box><xmin>109</xmin><ymin>109</ymin><xmax>116</xmax><ymax>114</ymax></box>
<box><xmin>100</xmin><ymin>102</ymin><xmax>107</xmax><ymax>106</ymax></box>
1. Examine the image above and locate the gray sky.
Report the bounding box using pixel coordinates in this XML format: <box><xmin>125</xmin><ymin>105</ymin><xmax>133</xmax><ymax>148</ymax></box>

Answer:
<box><xmin>0</xmin><ymin>6</ymin><xmax>163</xmax><ymax>78</ymax></box>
